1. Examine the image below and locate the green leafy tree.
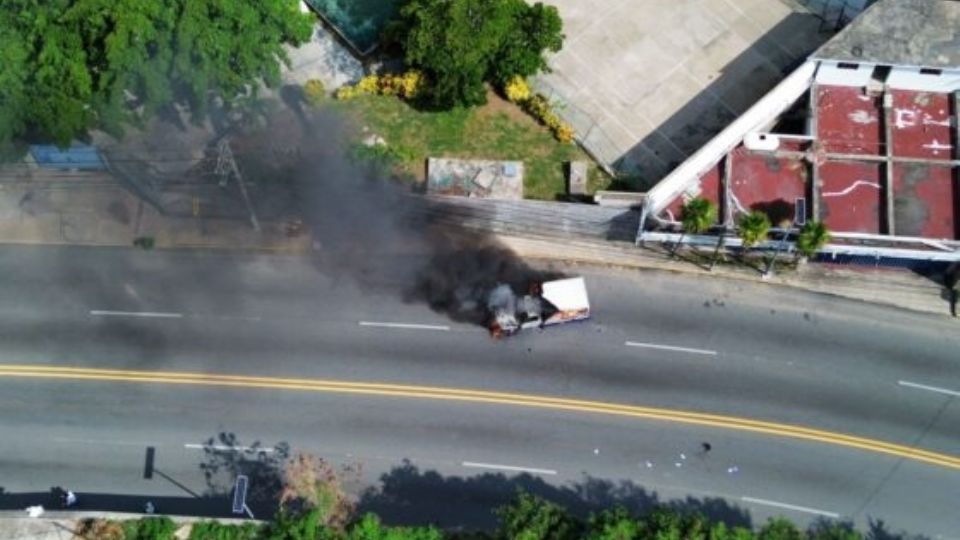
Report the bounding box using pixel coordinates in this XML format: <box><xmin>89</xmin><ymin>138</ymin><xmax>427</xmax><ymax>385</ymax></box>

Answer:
<box><xmin>738</xmin><ymin>211</ymin><xmax>771</xmax><ymax>250</ymax></box>
<box><xmin>757</xmin><ymin>518</ymin><xmax>802</xmax><ymax>540</ymax></box>
<box><xmin>0</xmin><ymin>0</ymin><xmax>312</xmax><ymax>149</ymax></box>
<box><xmin>496</xmin><ymin>491</ymin><xmax>581</xmax><ymax>540</ymax></box>
<box><xmin>348</xmin><ymin>513</ymin><xmax>443</xmax><ymax>540</ymax></box>
<box><xmin>385</xmin><ymin>0</ymin><xmax>563</xmax><ymax>108</ymax></box>
<box><xmin>807</xmin><ymin>521</ymin><xmax>863</xmax><ymax>540</ymax></box>
<box><xmin>122</xmin><ymin>517</ymin><xmax>178</xmax><ymax>540</ymax></box>
<box><xmin>637</xmin><ymin>508</ymin><xmax>711</xmax><ymax>540</ymax></box>
<box><xmin>795</xmin><ymin>220</ymin><xmax>830</xmax><ymax>260</ymax></box>
<box><xmin>0</xmin><ymin>22</ymin><xmax>32</xmax><ymax>158</ymax></box>
<box><xmin>586</xmin><ymin>507</ymin><xmax>641</xmax><ymax>540</ymax></box>
<box><xmin>189</xmin><ymin>520</ymin><xmax>263</xmax><ymax>540</ymax></box>
<box><xmin>673</xmin><ymin>197</ymin><xmax>717</xmax><ymax>258</ymax></box>
<box><xmin>263</xmin><ymin>508</ymin><xmax>326</xmax><ymax>540</ymax></box>
<box><xmin>488</xmin><ymin>2</ymin><xmax>564</xmax><ymax>86</ymax></box>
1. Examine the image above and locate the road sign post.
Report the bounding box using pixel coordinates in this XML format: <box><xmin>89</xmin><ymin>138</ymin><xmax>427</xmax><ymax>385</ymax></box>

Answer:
<box><xmin>232</xmin><ymin>475</ymin><xmax>253</xmax><ymax>518</ymax></box>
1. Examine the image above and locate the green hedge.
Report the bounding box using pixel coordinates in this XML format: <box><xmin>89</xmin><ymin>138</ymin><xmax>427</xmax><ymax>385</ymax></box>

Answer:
<box><xmin>85</xmin><ymin>495</ymin><xmax>867</xmax><ymax>540</ymax></box>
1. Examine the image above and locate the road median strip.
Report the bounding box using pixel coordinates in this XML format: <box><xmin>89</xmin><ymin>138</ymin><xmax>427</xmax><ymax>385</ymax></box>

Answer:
<box><xmin>1</xmin><ymin>364</ymin><xmax>959</xmax><ymax>471</ymax></box>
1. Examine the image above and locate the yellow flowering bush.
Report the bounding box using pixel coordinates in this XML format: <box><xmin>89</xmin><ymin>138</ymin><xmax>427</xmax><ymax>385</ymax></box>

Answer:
<box><xmin>553</xmin><ymin>122</ymin><xmax>576</xmax><ymax>143</ymax></box>
<box><xmin>334</xmin><ymin>71</ymin><xmax>425</xmax><ymax>102</ymax></box>
<box><xmin>303</xmin><ymin>79</ymin><xmax>325</xmax><ymax>106</ymax></box>
<box><xmin>377</xmin><ymin>74</ymin><xmax>400</xmax><ymax>96</ymax></box>
<box><xmin>334</xmin><ymin>85</ymin><xmax>359</xmax><ymax>100</ymax></box>
<box><xmin>398</xmin><ymin>70</ymin><xmax>424</xmax><ymax>99</ymax></box>
<box><xmin>515</xmin><ymin>92</ymin><xmax>576</xmax><ymax>144</ymax></box>
<box><xmin>522</xmin><ymin>94</ymin><xmax>550</xmax><ymax>121</ymax></box>
<box><xmin>356</xmin><ymin>75</ymin><xmax>380</xmax><ymax>95</ymax></box>
<box><xmin>504</xmin><ymin>76</ymin><xmax>531</xmax><ymax>103</ymax></box>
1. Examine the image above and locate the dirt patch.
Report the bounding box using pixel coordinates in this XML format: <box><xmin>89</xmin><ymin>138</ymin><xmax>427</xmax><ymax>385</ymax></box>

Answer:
<box><xmin>477</xmin><ymin>87</ymin><xmax>540</xmax><ymax>127</ymax></box>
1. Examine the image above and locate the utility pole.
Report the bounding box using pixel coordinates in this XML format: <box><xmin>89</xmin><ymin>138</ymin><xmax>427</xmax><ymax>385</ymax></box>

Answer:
<box><xmin>215</xmin><ymin>138</ymin><xmax>261</xmax><ymax>232</ymax></box>
<box><xmin>764</xmin><ymin>221</ymin><xmax>793</xmax><ymax>278</ymax></box>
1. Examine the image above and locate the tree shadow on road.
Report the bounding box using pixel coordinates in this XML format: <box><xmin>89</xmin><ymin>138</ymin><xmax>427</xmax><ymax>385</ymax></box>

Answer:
<box><xmin>356</xmin><ymin>462</ymin><xmax>932</xmax><ymax>539</ymax></box>
<box><xmin>865</xmin><ymin>518</ymin><xmax>932</xmax><ymax>540</ymax></box>
<box><xmin>196</xmin><ymin>432</ymin><xmax>291</xmax><ymax>517</ymax></box>
<box><xmin>356</xmin><ymin>460</ymin><xmax>751</xmax><ymax>531</ymax></box>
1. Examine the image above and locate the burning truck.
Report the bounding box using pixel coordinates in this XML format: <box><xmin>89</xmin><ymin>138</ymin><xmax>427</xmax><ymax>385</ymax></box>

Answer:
<box><xmin>487</xmin><ymin>277</ymin><xmax>590</xmax><ymax>337</ymax></box>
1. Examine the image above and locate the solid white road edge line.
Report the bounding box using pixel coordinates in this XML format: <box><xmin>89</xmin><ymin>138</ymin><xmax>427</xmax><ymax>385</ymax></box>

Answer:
<box><xmin>625</xmin><ymin>341</ymin><xmax>717</xmax><ymax>356</ymax></box>
<box><xmin>184</xmin><ymin>444</ymin><xmax>275</xmax><ymax>453</ymax></box>
<box><xmin>90</xmin><ymin>310</ymin><xmax>183</xmax><ymax>319</ymax></box>
<box><xmin>898</xmin><ymin>380</ymin><xmax>960</xmax><ymax>398</ymax></box>
<box><xmin>359</xmin><ymin>321</ymin><xmax>451</xmax><ymax>331</ymax></box>
<box><xmin>741</xmin><ymin>496</ymin><xmax>840</xmax><ymax>518</ymax></box>
<box><xmin>461</xmin><ymin>461</ymin><xmax>558</xmax><ymax>475</ymax></box>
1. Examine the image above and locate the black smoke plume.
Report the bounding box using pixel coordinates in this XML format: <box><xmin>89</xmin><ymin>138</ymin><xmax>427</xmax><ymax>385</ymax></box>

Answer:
<box><xmin>245</xmin><ymin>108</ymin><xmax>560</xmax><ymax>326</ymax></box>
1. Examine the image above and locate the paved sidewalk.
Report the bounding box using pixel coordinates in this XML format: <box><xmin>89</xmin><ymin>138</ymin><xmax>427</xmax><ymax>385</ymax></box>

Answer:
<box><xmin>0</xmin><ymin>513</ymin><xmax>255</xmax><ymax>540</ymax></box>
<box><xmin>0</xmin><ymin>180</ymin><xmax>309</xmax><ymax>253</ymax></box>
<box><xmin>0</xmin><ymin>517</ymin><xmax>77</xmax><ymax>540</ymax></box>
<box><xmin>499</xmin><ymin>234</ymin><xmax>954</xmax><ymax>318</ymax></box>
<box><xmin>0</xmin><ymin>178</ymin><xmax>951</xmax><ymax>318</ymax></box>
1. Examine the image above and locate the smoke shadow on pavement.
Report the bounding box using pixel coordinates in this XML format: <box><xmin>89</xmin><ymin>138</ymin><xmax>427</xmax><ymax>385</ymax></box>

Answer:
<box><xmin>239</xmin><ymin>109</ymin><xmax>566</xmax><ymax>328</ymax></box>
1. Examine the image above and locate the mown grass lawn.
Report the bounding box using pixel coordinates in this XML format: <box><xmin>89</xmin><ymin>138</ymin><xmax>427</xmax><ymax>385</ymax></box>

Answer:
<box><xmin>326</xmin><ymin>90</ymin><xmax>609</xmax><ymax>200</ymax></box>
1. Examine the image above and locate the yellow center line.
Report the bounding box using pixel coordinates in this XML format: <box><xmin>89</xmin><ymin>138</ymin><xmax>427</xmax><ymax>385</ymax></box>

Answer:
<box><xmin>1</xmin><ymin>364</ymin><xmax>958</xmax><ymax>470</ymax></box>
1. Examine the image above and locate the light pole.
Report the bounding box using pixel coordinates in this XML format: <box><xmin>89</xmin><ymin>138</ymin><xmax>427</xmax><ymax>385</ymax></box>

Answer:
<box><xmin>763</xmin><ymin>219</ymin><xmax>794</xmax><ymax>278</ymax></box>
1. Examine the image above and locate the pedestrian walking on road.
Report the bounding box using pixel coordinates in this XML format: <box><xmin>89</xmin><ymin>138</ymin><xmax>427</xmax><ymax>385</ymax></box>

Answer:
<box><xmin>701</xmin><ymin>442</ymin><xmax>712</xmax><ymax>453</ymax></box>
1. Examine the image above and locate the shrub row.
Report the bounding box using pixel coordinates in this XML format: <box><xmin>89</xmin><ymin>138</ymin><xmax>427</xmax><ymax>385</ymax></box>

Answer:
<box><xmin>334</xmin><ymin>71</ymin><xmax>425</xmax><ymax>101</ymax></box>
<box><xmin>503</xmin><ymin>76</ymin><xmax>575</xmax><ymax>144</ymax></box>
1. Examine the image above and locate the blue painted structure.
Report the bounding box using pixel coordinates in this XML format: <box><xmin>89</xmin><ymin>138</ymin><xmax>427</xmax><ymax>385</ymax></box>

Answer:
<box><xmin>29</xmin><ymin>144</ymin><xmax>106</xmax><ymax>170</ymax></box>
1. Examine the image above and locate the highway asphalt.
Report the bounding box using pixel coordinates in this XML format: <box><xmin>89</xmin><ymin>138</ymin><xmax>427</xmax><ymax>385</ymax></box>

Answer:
<box><xmin>0</xmin><ymin>246</ymin><xmax>957</xmax><ymax>537</ymax></box>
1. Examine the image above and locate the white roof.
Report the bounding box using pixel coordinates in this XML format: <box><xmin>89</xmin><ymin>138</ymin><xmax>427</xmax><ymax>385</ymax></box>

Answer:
<box><xmin>542</xmin><ymin>277</ymin><xmax>589</xmax><ymax>311</ymax></box>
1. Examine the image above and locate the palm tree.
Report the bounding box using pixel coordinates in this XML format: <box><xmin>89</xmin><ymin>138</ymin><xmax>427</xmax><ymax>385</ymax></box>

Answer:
<box><xmin>737</xmin><ymin>211</ymin><xmax>771</xmax><ymax>253</ymax></box>
<box><xmin>673</xmin><ymin>198</ymin><xmax>717</xmax><ymax>258</ymax></box>
<box><xmin>795</xmin><ymin>220</ymin><xmax>831</xmax><ymax>261</ymax></box>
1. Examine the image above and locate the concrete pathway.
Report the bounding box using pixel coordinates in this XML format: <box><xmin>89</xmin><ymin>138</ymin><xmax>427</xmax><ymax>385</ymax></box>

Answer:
<box><xmin>534</xmin><ymin>0</ymin><xmax>831</xmax><ymax>181</ymax></box>
<box><xmin>0</xmin><ymin>177</ymin><xmax>308</xmax><ymax>253</ymax></box>
<box><xmin>0</xmin><ymin>513</ymin><xmax>253</xmax><ymax>540</ymax></box>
